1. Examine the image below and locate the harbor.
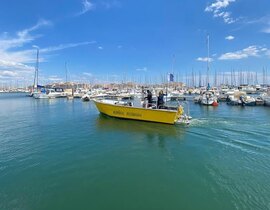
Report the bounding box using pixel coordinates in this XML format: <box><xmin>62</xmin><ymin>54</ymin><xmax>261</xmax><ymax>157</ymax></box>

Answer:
<box><xmin>1</xmin><ymin>0</ymin><xmax>270</xmax><ymax>209</ymax></box>
<box><xmin>3</xmin><ymin>80</ymin><xmax>269</xmax><ymax>107</ymax></box>
<box><xmin>1</xmin><ymin>44</ymin><xmax>270</xmax><ymax>210</ymax></box>
<box><xmin>0</xmin><ymin>92</ymin><xmax>270</xmax><ymax>209</ymax></box>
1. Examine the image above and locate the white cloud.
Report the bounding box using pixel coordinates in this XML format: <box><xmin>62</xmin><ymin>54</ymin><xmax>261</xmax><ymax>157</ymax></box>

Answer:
<box><xmin>0</xmin><ymin>70</ymin><xmax>18</xmax><ymax>77</ymax></box>
<box><xmin>48</xmin><ymin>75</ymin><xmax>63</xmax><ymax>81</ymax></box>
<box><xmin>117</xmin><ymin>45</ymin><xmax>123</xmax><ymax>49</ymax></box>
<box><xmin>41</xmin><ymin>41</ymin><xmax>96</xmax><ymax>53</ymax></box>
<box><xmin>0</xmin><ymin>19</ymin><xmax>52</xmax><ymax>51</ymax></box>
<box><xmin>219</xmin><ymin>45</ymin><xmax>267</xmax><ymax>60</ymax></box>
<box><xmin>196</xmin><ymin>57</ymin><xmax>213</xmax><ymax>62</ymax></box>
<box><xmin>259</xmin><ymin>16</ymin><xmax>270</xmax><ymax>33</ymax></box>
<box><xmin>75</xmin><ymin>0</ymin><xmax>121</xmax><ymax>16</ymax></box>
<box><xmin>0</xmin><ymin>20</ymin><xmax>52</xmax><ymax>81</ymax></box>
<box><xmin>0</xmin><ymin>59</ymin><xmax>34</xmax><ymax>71</ymax></box>
<box><xmin>136</xmin><ymin>67</ymin><xmax>147</xmax><ymax>72</ymax></box>
<box><xmin>98</xmin><ymin>46</ymin><xmax>103</xmax><ymax>50</ymax></box>
<box><xmin>205</xmin><ymin>0</ymin><xmax>235</xmax><ymax>12</ymax></box>
<box><xmin>101</xmin><ymin>0</ymin><xmax>121</xmax><ymax>9</ymax></box>
<box><xmin>243</xmin><ymin>15</ymin><xmax>270</xmax><ymax>34</ymax></box>
<box><xmin>19</xmin><ymin>19</ymin><xmax>52</xmax><ymax>36</ymax></box>
<box><xmin>0</xmin><ymin>20</ymin><xmax>95</xmax><ymax>83</ymax></box>
<box><xmin>225</xmin><ymin>35</ymin><xmax>235</xmax><ymax>40</ymax></box>
<box><xmin>205</xmin><ymin>0</ymin><xmax>236</xmax><ymax>24</ymax></box>
<box><xmin>77</xmin><ymin>0</ymin><xmax>95</xmax><ymax>16</ymax></box>
<box><xmin>83</xmin><ymin>72</ymin><xmax>93</xmax><ymax>77</ymax></box>
<box><xmin>262</xmin><ymin>27</ymin><xmax>270</xmax><ymax>34</ymax></box>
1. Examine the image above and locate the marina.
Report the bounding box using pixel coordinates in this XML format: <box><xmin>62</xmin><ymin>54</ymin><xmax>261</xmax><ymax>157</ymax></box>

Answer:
<box><xmin>8</xmin><ymin>82</ymin><xmax>270</xmax><ymax>107</ymax></box>
<box><xmin>1</xmin><ymin>0</ymin><xmax>270</xmax><ymax>209</ymax></box>
<box><xmin>0</xmin><ymin>93</ymin><xmax>270</xmax><ymax>209</ymax></box>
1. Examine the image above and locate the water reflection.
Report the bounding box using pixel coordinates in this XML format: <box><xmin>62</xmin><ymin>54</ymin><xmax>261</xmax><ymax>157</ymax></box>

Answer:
<box><xmin>95</xmin><ymin>114</ymin><xmax>187</xmax><ymax>140</ymax></box>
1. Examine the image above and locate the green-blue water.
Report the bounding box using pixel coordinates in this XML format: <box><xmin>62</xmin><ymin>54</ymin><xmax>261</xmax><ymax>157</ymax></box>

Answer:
<box><xmin>0</xmin><ymin>93</ymin><xmax>270</xmax><ymax>210</ymax></box>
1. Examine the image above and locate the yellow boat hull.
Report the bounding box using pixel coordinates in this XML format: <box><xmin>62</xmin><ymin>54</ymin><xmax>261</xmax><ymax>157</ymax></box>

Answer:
<box><xmin>94</xmin><ymin>100</ymin><xmax>182</xmax><ymax>124</ymax></box>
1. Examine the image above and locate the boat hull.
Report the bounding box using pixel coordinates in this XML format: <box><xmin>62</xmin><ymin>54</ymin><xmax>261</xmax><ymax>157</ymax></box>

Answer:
<box><xmin>94</xmin><ymin>100</ymin><xmax>181</xmax><ymax>124</ymax></box>
<box><xmin>201</xmin><ymin>99</ymin><xmax>215</xmax><ymax>106</ymax></box>
<box><xmin>265</xmin><ymin>99</ymin><xmax>270</xmax><ymax>106</ymax></box>
<box><xmin>33</xmin><ymin>93</ymin><xmax>49</xmax><ymax>99</ymax></box>
<box><xmin>227</xmin><ymin>100</ymin><xmax>241</xmax><ymax>106</ymax></box>
<box><xmin>243</xmin><ymin>101</ymin><xmax>256</xmax><ymax>106</ymax></box>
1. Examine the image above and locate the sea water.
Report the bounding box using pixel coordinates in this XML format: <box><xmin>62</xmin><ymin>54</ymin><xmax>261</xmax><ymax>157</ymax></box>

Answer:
<box><xmin>0</xmin><ymin>93</ymin><xmax>270</xmax><ymax>210</ymax></box>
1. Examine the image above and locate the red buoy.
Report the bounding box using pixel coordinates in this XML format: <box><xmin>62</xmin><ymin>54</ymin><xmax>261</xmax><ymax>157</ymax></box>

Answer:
<box><xmin>212</xmin><ymin>101</ymin><xmax>219</xmax><ymax>106</ymax></box>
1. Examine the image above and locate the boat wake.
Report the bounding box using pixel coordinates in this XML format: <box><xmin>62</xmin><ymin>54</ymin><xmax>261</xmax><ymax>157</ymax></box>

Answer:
<box><xmin>187</xmin><ymin>117</ymin><xmax>270</xmax><ymax>156</ymax></box>
<box><xmin>187</xmin><ymin>118</ymin><xmax>212</xmax><ymax>127</ymax></box>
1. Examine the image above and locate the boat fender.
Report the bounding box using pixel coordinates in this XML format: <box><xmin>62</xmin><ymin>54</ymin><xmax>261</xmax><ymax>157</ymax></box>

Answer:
<box><xmin>212</xmin><ymin>101</ymin><xmax>219</xmax><ymax>106</ymax></box>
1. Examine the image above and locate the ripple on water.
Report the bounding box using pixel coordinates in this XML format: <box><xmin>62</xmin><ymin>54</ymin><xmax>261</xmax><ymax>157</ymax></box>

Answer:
<box><xmin>205</xmin><ymin>162</ymin><xmax>270</xmax><ymax>210</ymax></box>
<box><xmin>188</xmin><ymin>114</ymin><xmax>270</xmax><ymax>156</ymax></box>
<box><xmin>1</xmin><ymin>94</ymin><xmax>270</xmax><ymax>210</ymax></box>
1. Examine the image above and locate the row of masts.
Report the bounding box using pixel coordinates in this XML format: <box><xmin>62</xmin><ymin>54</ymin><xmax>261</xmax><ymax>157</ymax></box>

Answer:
<box><xmin>120</xmin><ymin>70</ymin><xmax>269</xmax><ymax>87</ymax></box>
<box><xmin>2</xmin><ymin>35</ymin><xmax>269</xmax><ymax>89</ymax></box>
<box><xmin>180</xmin><ymin>69</ymin><xmax>268</xmax><ymax>87</ymax></box>
<box><xmin>32</xmin><ymin>46</ymin><xmax>70</xmax><ymax>89</ymax></box>
<box><xmin>1</xmin><ymin>68</ymin><xmax>268</xmax><ymax>88</ymax></box>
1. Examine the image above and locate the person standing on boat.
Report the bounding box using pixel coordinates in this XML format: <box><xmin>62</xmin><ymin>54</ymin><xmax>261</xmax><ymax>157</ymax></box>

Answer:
<box><xmin>157</xmin><ymin>90</ymin><xmax>166</xmax><ymax>109</ymax></box>
<box><xmin>146</xmin><ymin>90</ymin><xmax>153</xmax><ymax>107</ymax></box>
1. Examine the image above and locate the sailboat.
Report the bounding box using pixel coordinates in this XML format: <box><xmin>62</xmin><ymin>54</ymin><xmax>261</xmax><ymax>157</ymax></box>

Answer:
<box><xmin>65</xmin><ymin>62</ymin><xmax>74</xmax><ymax>99</ymax></box>
<box><xmin>199</xmin><ymin>35</ymin><xmax>218</xmax><ymax>106</ymax></box>
<box><xmin>29</xmin><ymin>47</ymin><xmax>40</xmax><ymax>97</ymax></box>
<box><xmin>31</xmin><ymin>47</ymin><xmax>48</xmax><ymax>99</ymax></box>
<box><xmin>200</xmin><ymin>91</ymin><xmax>218</xmax><ymax>106</ymax></box>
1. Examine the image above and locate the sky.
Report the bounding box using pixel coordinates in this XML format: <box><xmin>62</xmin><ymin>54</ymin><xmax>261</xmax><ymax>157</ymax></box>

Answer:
<box><xmin>0</xmin><ymin>0</ymin><xmax>270</xmax><ymax>86</ymax></box>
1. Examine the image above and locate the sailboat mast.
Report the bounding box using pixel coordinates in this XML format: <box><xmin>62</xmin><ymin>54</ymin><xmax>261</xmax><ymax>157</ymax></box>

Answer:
<box><xmin>36</xmin><ymin>48</ymin><xmax>39</xmax><ymax>86</ymax></box>
<box><xmin>199</xmin><ymin>71</ymin><xmax>202</xmax><ymax>87</ymax></box>
<box><xmin>65</xmin><ymin>62</ymin><xmax>68</xmax><ymax>83</ymax></box>
<box><xmin>207</xmin><ymin>35</ymin><xmax>210</xmax><ymax>87</ymax></box>
<box><xmin>33</xmin><ymin>66</ymin><xmax>37</xmax><ymax>90</ymax></box>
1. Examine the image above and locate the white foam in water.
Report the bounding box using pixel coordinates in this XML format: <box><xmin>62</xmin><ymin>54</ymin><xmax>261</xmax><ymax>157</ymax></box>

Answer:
<box><xmin>188</xmin><ymin>118</ymin><xmax>211</xmax><ymax>127</ymax></box>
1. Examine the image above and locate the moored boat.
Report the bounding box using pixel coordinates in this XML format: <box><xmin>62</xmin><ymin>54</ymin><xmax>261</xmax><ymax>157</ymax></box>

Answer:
<box><xmin>261</xmin><ymin>89</ymin><xmax>270</xmax><ymax>106</ymax></box>
<box><xmin>33</xmin><ymin>85</ymin><xmax>48</xmax><ymax>99</ymax></box>
<box><xmin>34</xmin><ymin>92</ymin><xmax>49</xmax><ymax>99</ymax></box>
<box><xmin>263</xmin><ymin>96</ymin><xmax>270</xmax><ymax>106</ymax></box>
<box><xmin>227</xmin><ymin>98</ymin><xmax>241</xmax><ymax>106</ymax></box>
<box><xmin>82</xmin><ymin>94</ymin><xmax>90</xmax><ymax>101</ymax></box>
<box><xmin>200</xmin><ymin>91</ymin><xmax>219</xmax><ymax>106</ymax></box>
<box><xmin>240</xmin><ymin>95</ymin><xmax>256</xmax><ymax>106</ymax></box>
<box><xmin>227</xmin><ymin>91</ymin><xmax>245</xmax><ymax>106</ymax></box>
<box><xmin>255</xmin><ymin>97</ymin><xmax>264</xmax><ymax>106</ymax></box>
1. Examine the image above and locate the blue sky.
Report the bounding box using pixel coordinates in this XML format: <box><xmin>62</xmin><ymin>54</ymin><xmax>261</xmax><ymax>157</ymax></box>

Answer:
<box><xmin>0</xmin><ymin>0</ymin><xmax>270</xmax><ymax>85</ymax></box>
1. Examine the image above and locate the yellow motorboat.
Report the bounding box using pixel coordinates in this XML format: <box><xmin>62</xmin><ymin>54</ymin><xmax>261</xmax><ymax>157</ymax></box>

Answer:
<box><xmin>93</xmin><ymin>99</ymin><xmax>189</xmax><ymax>125</ymax></box>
